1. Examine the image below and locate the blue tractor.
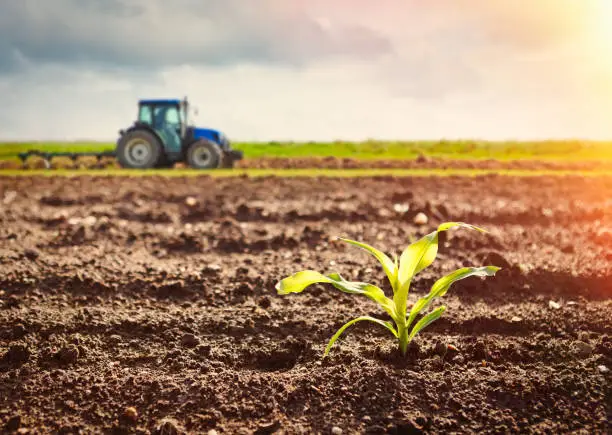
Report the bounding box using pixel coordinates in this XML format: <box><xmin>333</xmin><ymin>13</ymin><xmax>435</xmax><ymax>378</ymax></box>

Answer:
<box><xmin>18</xmin><ymin>97</ymin><xmax>243</xmax><ymax>169</ymax></box>
<box><xmin>116</xmin><ymin>97</ymin><xmax>242</xmax><ymax>169</ymax></box>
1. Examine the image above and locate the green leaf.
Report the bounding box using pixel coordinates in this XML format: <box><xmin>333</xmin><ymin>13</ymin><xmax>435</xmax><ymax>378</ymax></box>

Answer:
<box><xmin>394</xmin><ymin>222</ymin><xmax>488</xmax><ymax>318</ymax></box>
<box><xmin>275</xmin><ymin>270</ymin><xmax>331</xmax><ymax>295</ymax></box>
<box><xmin>338</xmin><ymin>238</ymin><xmax>397</xmax><ymax>291</ymax></box>
<box><xmin>406</xmin><ymin>266</ymin><xmax>500</xmax><ymax>329</ymax></box>
<box><xmin>394</xmin><ymin>230</ymin><xmax>438</xmax><ymax>317</ymax></box>
<box><xmin>408</xmin><ymin>306</ymin><xmax>446</xmax><ymax>341</ymax></box>
<box><xmin>437</xmin><ymin>221</ymin><xmax>488</xmax><ymax>233</ymax></box>
<box><xmin>324</xmin><ymin>315</ymin><xmax>398</xmax><ymax>357</ymax></box>
<box><xmin>275</xmin><ymin>270</ymin><xmax>396</xmax><ymax>317</ymax></box>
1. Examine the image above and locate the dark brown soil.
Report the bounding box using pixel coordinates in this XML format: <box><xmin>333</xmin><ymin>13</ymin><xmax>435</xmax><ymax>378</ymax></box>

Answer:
<box><xmin>0</xmin><ymin>174</ymin><xmax>610</xmax><ymax>434</ymax></box>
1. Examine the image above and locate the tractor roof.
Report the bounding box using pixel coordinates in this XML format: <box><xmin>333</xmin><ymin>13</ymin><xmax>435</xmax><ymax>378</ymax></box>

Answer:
<box><xmin>138</xmin><ymin>99</ymin><xmax>182</xmax><ymax>106</ymax></box>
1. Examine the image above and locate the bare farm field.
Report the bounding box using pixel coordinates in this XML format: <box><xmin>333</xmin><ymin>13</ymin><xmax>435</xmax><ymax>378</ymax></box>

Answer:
<box><xmin>0</xmin><ymin>174</ymin><xmax>610</xmax><ymax>434</ymax></box>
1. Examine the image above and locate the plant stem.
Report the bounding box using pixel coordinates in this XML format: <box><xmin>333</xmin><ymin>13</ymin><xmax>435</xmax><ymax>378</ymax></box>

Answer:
<box><xmin>398</xmin><ymin>324</ymin><xmax>409</xmax><ymax>356</ymax></box>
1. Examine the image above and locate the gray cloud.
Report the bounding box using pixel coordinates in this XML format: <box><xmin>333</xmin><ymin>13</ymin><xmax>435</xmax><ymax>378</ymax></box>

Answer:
<box><xmin>0</xmin><ymin>0</ymin><xmax>393</xmax><ymax>74</ymax></box>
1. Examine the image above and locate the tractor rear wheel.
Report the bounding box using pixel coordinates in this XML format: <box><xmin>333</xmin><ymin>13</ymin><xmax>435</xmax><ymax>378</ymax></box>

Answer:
<box><xmin>186</xmin><ymin>140</ymin><xmax>222</xmax><ymax>169</ymax></box>
<box><xmin>116</xmin><ymin>130</ymin><xmax>163</xmax><ymax>169</ymax></box>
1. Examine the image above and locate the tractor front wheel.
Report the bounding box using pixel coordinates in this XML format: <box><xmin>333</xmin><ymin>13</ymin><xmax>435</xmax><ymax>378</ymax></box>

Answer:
<box><xmin>186</xmin><ymin>140</ymin><xmax>222</xmax><ymax>169</ymax></box>
<box><xmin>116</xmin><ymin>130</ymin><xmax>163</xmax><ymax>169</ymax></box>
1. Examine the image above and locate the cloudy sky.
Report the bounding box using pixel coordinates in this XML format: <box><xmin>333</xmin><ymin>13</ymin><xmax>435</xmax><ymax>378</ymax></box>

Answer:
<box><xmin>1</xmin><ymin>0</ymin><xmax>612</xmax><ymax>141</ymax></box>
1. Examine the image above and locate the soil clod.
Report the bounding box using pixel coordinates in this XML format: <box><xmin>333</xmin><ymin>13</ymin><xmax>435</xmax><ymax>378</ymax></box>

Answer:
<box><xmin>56</xmin><ymin>344</ymin><xmax>79</xmax><ymax>364</ymax></box>
<box><xmin>180</xmin><ymin>333</ymin><xmax>200</xmax><ymax>348</ymax></box>
<box><xmin>4</xmin><ymin>415</ymin><xmax>22</xmax><ymax>432</ymax></box>
<box><xmin>574</xmin><ymin>341</ymin><xmax>594</xmax><ymax>358</ymax></box>
<box><xmin>3</xmin><ymin>344</ymin><xmax>30</xmax><ymax>364</ymax></box>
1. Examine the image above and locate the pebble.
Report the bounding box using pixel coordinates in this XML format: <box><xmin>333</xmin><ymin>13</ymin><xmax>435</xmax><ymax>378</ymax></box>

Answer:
<box><xmin>413</xmin><ymin>212</ymin><xmax>428</xmax><ymax>225</ymax></box>
<box><xmin>181</xmin><ymin>333</ymin><xmax>200</xmax><ymax>348</ymax></box>
<box><xmin>597</xmin><ymin>365</ymin><xmax>609</xmax><ymax>374</ymax></box>
<box><xmin>3</xmin><ymin>190</ymin><xmax>17</xmax><ymax>205</ymax></box>
<box><xmin>23</xmin><ymin>248</ymin><xmax>40</xmax><ymax>260</ymax></box>
<box><xmin>185</xmin><ymin>196</ymin><xmax>198</xmax><ymax>207</ymax></box>
<box><xmin>156</xmin><ymin>418</ymin><xmax>182</xmax><ymax>434</ymax></box>
<box><xmin>446</xmin><ymin>344</ymin><xmax>460</xmax><ymax>358</ymax></box>
<box><xmin>511</xmin><ymin>316</ymin><xmax>522</xmax><ymax>323</ymax></box>
<box><xmin>331</xmin><ymin>426</ymin><xmax>343</xmax><ymax>435</ymax></box>
<box><xmin>548</xmin><ymin>300</ymin><xmax>561</xmax><ymax>310</ymax></box>
<box><xmin>393</xmin><ymin>203</ymin><xmax>409</xmax><ymax>214</ymax></box>
<box><xmin>123</xmin><ymin>407</ymin><xmax>138</xmax><ymax>422</ymax></box>
<box><xmin>433</xmin><ymin>341</ymin><xmax>447</xmax><ymax>356</ymax></box>
<box><xmin>82</xmin><ymin>216</ymin><xmax>97</xmax><ymax>226</ymax></box>
<box><xmin>202</xmin><ymin>264</ymin><xmax>222</xmax><ymax>275</ymax></box>
<box><xmin>574</xmin><ymin>341</ymin><xmax>594</xmax><ymax>358</ymax></box>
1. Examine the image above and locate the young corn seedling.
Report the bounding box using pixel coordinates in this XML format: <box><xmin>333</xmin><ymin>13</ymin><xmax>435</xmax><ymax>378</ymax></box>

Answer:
<box><xmin>275</xmin><ymin>222</ymin><xmax>500</xmax><ymax>357</ymax></box>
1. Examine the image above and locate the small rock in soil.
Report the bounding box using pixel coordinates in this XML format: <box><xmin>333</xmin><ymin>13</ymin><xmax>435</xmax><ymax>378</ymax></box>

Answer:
<box><xmin>393</xmin><ymin>203</ymin><xmax>409</xmax><ymax>214</ymax></box>
<box><xmin>255</xmin><ymin>420</ymin><xmax>281</xmax><ymax>434</ymax></box>
<box><xmin>548</xmin><ymin>300</ymin><xmax>561</xmax><ymax>310</ymax></box>
<box><xmin>361</xmin><ymin>416</ymin><xmax>372</xmax><ymax>423</ymax></box>
<box><xmin>202</xmin><ymin>264</ymin><xmax>222</xmax><ymax>275</ymax></box>
<box><xmin>446</xmin><ymin>344</ymin><xmax>460</xmax><ymax>359</ymax></box>
<box><xmin>122</xmin><ymin>407</ymin><xmax>138</xmax><ymax>423</ymax></box>
<box><xmin>413</xmin><ymin>212</ymin><xmax>428</xmax><ymax>225</ymax></box>
<box><xmin>23</xmin><ymin>248</ymin><xmax>40</xmax><ymax>260</ymax></box>
<box><xmin>57</xmin><ymin>344</ymin><xmax>79</xmax><ymax>364</ymax></box>
<box><xmin>433</xmin><ymin>341</ymin><xmax>447</xmax><ymax>357</ymax></box>
<box><xmin>511</xmin><ymin>316</ymin><xmax>522</xmax><ymax>322</ymax></box>
<box><xmin>3</xmin><ymin>190</ymin><xmax>17</xmax><ymax>205</ymax></box>
<box><xmin>574</xmin><ymin>341</ymin><xmax>594</xmax><ymax>358</ymax></box>
<box><xmin>597</xmin><ymin>365</ymin><xmax>609</xmax><ymax>374</ymax></box>
<box><xmin>4</xmin><ymin>344</ymin><xmax>30</xmax><ymax>364</ymax></box>
<box><xmin>5</xmin><ymin>415</ymin><xmax>21</xmax><ymax>431</ymax></box>
<box><xmin>181</xmin><ymin>333</ymin><xmax>200</xmax><ymax>348</ymax></box>
<box><xmin>331</xmin><ymin>426</ymin><xmax>343</xmax><ymax>435</ymax></box>
<box><xmin>155</xmin><ymin>418</ymin><xmax>183</xmax><ymax>434</ymax></box>
<box><xmin>185</xmin><ymin>196</ymin><xmax>198</xmax><ymax>207</ymax></box>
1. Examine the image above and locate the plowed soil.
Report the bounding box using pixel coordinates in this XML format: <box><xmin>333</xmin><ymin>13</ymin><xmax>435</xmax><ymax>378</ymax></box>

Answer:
<box><xmin>2</xmin><ymin>155</ymin><xmax>612</xmax><ymax>171</ymax></box>
<box><xmin>0</xmin><ymin>174</ymin><xmax>610</xmax><ymax>434</ymax></box>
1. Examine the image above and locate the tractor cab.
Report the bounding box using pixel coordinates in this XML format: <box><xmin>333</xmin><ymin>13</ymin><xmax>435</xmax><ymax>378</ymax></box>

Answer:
<box><xmin>137</xmin><ymin>98</ymin><xmax>187</xmax><ymax>139</ymax></box>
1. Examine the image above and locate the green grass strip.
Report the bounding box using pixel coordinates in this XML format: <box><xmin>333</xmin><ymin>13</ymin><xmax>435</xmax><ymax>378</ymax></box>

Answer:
<box><xmin>1</xmin><ymin>140</ymin><xmax>612</xmax><ymax>161</ymax></box>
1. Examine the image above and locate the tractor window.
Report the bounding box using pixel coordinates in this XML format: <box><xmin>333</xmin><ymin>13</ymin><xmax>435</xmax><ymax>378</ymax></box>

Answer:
<box><xmin>164</xmin><ymin>107</ymin><xmax>180</xmax><ymax>125</ymax></box>
<box><xmin>138</xmin><ymin>106</ymin><xmax>153</xmax><ymax>125</ymax></box>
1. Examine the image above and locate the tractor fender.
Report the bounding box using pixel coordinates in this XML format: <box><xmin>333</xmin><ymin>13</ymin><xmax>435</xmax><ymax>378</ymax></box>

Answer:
<box><xmin>122</xmin><ymin>123</ymin><xmax>164</xmax><ymax>145</ymax></box>
<box><xmin>120</xmin><ymin>123</ymin><xmax>182</xmax><ymax>162</ymax></box>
